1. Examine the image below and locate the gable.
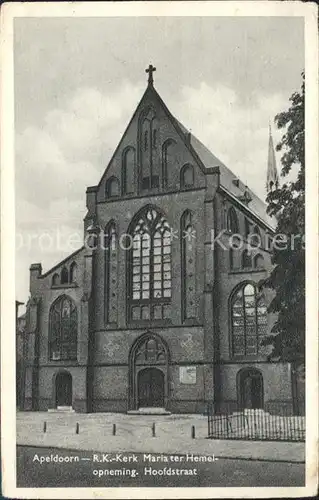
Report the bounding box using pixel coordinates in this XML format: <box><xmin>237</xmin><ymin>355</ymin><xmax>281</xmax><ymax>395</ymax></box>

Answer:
<box><xmin>39</xmin><ymin>246</ymin><xmax>85</xmax><ymax>287</ymax></box>
<box><xmin>96</xmin><ymin>84</ymin><xmax>206</xmax><ymax>203</ymax></box>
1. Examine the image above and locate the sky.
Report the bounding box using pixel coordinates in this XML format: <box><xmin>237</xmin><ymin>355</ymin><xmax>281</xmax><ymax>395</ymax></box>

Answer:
<box><xmin>14</xmin><ymin>16</ymin><xmax>304</xmax><ymax>308</ymax></box>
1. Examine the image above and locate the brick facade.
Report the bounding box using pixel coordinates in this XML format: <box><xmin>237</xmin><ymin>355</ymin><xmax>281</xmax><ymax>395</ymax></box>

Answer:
<box><xmin>21</xmin><ymin>79</ymin><xmax>293</xmax><ymax>414</ymax></box>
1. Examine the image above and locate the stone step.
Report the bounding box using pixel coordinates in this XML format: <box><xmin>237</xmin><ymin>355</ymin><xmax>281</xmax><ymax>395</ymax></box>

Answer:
<box><xmin>48</xmin><ymin>406</ymin><xmax>75</xmax><ymax>413</ymax></box>
<box><xmin>127</xmin><ymin>407</ymin><xmax>171</xmax><ymax>415</ymax></box>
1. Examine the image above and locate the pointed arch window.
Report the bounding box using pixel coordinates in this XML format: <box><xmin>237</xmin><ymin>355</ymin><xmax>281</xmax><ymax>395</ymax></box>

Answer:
<box><xmin>245</xmin><ymin>218</ymin><xmax>251</xmax><ymax>238</ymax></box>
<box><xmin>61</xmin><ymin>267</ymin><xmax>69</xmax><ymax>284</ymax></box>
<box><xmin>153</xmin><ymin>129</ymin><xmax>157</xmax><ymax>149</ymax></box>
<box><xmin>231</xmin><ymin>283</ymin><xmax>267</xmax><ymax>358</ymax></box>
<box><xmin>140</xmin><ymin>108</ymin><xmax>158</xmax><ymax>190</ymax></box>
<box><xmin>227</xmin><ymin>207</ymin><xmax>239</xmax><ymax>234</ymax></box>
<box><xmin>106</xmin><ymin>176</ymin><xmax>120</xmax><ymax>198</ymax></box>
<box><xmin>129</xmin><ymin>207</ymin><xmax>171</xmax><ymax>322</ymax></box>
<box><xmin>49</xmin><ymin>295</ymin><xmax>77</xmax><ymax>361</ymax></box>
<box><xmin>52</xmin><ymin>273</ymin><xmax>59</xmax><ymax>286</ymax></box>
<box><xmin>254</xmin><ymin>253</ymin><xmax>265</xmax><ymax>269</ymax></box>
<box><xmin>70</xmin><ymin>262</ymin><xmax>77</xmax><ymax>283</ymax></box>
<box><xmin>251</xmin><ymin>225</ymin><xmax>262</xmax><ymax>247</ymax></box>
<box><xmin>122</xmin><ymin>147</ymin><xmax>135</xmax><ymax>195</ymax></box>
<box><xmin>229</xmin><ymin>248</ymin><xmax>234</xmax><ymax>270</ymax></box>
<box><xmin>242</xmin><ymin>249</ymin><xmax>252</xmax><ymax>269</ymax></box>
<box><xmin>144</xmin><ymin>130</ymin><xmax>148</xmax><ymax>151</ymax></box>
<box><xmin>180</xmin><ymin>164</ymin><xmax>194</xmax><ymax>189</ymax></box>
<box><xmin>162</xmin><ymin>139</ymin><xmax>176</xmax><ymax>189</ymax></box>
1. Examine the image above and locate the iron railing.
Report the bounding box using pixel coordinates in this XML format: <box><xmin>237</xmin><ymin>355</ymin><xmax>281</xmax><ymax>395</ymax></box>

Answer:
<box><xmin>207</xmin><ymin>402</ymin><xmax>305</xmax><ymax>442</ymax></box>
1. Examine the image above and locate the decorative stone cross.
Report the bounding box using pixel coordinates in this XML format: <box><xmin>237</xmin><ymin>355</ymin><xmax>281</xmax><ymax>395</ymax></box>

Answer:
<box><xmin>146</xmin><ymin>64</ymin><xmax>156</xmax><ymax>85</ymax></box>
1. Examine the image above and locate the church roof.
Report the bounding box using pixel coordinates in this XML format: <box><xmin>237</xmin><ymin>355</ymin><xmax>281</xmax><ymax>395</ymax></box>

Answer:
<box><xmin>178</xmin><ymin>121</ymin><xmax>275</xmax><ymax>229</ymax></box>
<box><xmin>158</xmin><ymin>94</ymin><xmax>276</xmax><ymax>230</ymax></box>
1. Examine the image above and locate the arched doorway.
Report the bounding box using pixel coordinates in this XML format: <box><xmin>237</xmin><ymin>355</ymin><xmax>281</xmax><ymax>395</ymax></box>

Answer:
<box><xmin>138</xmin><ymin>368</ymin><xmax>164</xmax><ymax>408</ymax></box>
<box><xmin>55</xmin><ymin>371</ymin><xmax>72</xmax><ymax>407</ymax></box>
<box><xmin>238</xmin><ymin>368</ymin><xmax>263</xmax><ymax>410</ymax></box>
<box><xmin>128</xmin><ymin>332</ymin><xmax>169</xmax><ymax>410</ymax></box>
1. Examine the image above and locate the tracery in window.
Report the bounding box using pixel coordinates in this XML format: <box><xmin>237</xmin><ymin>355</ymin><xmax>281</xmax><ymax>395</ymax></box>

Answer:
<box><xmin>231</xmin><ymin>283</ymin><xmax>267</xmax><ymax>357</ymax></box>
<box><xmin>49</xmin><ymin>295</ymin><xmax>77</xmax><ymax>361</ymax></box>
<box><xmin>129</xmin><ymin>207</ymin><xmax>171</xmax><ymax>321</ymax></box>
<box><xmin>135</xmin><ymin>337</ymin><xmax>166</xmax><ymax>365</ymax></box>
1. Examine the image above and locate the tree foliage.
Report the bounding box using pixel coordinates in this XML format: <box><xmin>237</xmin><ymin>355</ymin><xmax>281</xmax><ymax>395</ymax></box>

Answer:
<box><xmin>263</xmin><ymin>73</ymin><xmax>305</xmax><ymax>362</ymax></box>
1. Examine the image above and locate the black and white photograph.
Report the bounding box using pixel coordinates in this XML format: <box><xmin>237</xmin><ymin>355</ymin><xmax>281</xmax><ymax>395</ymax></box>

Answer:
<box><xmin>1</xmin><ymin>2</ymin><xmax>318</xmax><ymax>498</ymax></box>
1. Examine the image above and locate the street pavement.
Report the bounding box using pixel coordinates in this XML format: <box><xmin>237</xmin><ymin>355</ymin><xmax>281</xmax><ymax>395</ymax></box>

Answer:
<box><xmin>17</xmin><ymin>446</ymin><xmax>305</xmax><ymax>488</ymax></box>
<box><xmin>16</xmin><ymin>411</ymin><xmax>305</xmax><ymax>463</ymax></box>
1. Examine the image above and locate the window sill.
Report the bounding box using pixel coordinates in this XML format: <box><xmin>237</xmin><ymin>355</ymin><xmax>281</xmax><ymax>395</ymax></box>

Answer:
<box><xmin>47</xmin><ymin>359</ymin><xmax>78</xmax><ymax>364</ymax></box>
<box><xmin>229</xmin><ymin>268</ymin><xmax>266</xmax><ymax>275</ymax></box>
<box><xmin>182</xmin><ymin>318</ymin><xmax>201</xmax><ymax>326</ymax></box>
<box><xmin>51</xmin><ymin>283</ymin><xmax>78</xmax><ymax>289</ymax></box>
<box><xmin>105</xmin><ymin>195</ymin><xmax>121</xmax><ymax>202</ymax></box>
<box><xmin>228</xmin><ymin>355</ymin><xmax>268</xmax><ymax>363</ymax></box>
<box><xmin>128</xmin><ymin>319</ymin><xmax>172</xmax><ymax>327</ymax></box>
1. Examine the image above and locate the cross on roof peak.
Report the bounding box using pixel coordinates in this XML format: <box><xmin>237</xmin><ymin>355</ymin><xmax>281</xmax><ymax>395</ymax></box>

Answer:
<box><xmin>146</xmin><ymin>64</ymin><xmax>156</xmax><ymax>85</ymax></box>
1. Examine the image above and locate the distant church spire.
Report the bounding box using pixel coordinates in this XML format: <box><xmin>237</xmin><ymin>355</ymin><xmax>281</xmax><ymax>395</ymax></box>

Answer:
<box><xmin>145</xmin><ymin>64</ymin><xmax>156</xmax><ymax>86</ymax></box>
<box><xmin>266</xmin><ymin>122</ymin><xmax>279</xmax><ymax>193</ymax></box>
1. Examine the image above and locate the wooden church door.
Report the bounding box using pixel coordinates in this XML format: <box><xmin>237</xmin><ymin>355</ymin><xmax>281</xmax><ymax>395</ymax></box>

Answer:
<box><xmin>55</xmin><ymin>372</ymin><xmax>72</xmax><ymax>407</ymax></box>
<box><xmin>138</xmin><ymin>368</ymin><xmax>164</xmax><ymax>408</ymax></box>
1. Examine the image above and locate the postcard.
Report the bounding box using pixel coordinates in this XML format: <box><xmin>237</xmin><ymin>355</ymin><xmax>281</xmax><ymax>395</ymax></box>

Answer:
<box><xmin>1</xmin><ymin>1</ymin><xmax>318</xmax><ymax>498</ymax></box>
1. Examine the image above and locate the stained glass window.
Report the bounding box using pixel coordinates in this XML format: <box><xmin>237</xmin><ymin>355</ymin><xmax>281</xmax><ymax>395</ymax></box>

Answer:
<box><xmin>231</xmin><ymin>283</ymin><xmax>267</xmax><ymax>357</ymax></box>
<box><xmin>49</xmin><ymin>296</ymin><xmax>77</xmax><ymax>361</ymax></box>
<box><xmin>129</xmin><ymin>208</ymin><xmax>171</xmax><ymax>321</ymax></box>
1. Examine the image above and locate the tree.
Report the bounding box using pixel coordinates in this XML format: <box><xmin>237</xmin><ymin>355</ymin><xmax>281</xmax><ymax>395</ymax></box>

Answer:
<box><xmin>263</xmin><ymin>73</ymin><xmax>305</xmax><ymax>364</ymax></box>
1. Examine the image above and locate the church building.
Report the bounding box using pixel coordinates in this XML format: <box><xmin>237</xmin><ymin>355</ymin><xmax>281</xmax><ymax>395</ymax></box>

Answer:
<box><xmin>21</xmin><ymin>66</ymin><xmax>295</xmax><ymax>414</ymax></box>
